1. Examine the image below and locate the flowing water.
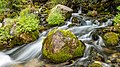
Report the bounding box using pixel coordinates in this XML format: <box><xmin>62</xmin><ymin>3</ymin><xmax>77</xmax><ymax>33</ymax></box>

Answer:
<box><xmin>0</xmin><ymin>10</ymin><xmax>113</xmax><ymax>67</ymax></box>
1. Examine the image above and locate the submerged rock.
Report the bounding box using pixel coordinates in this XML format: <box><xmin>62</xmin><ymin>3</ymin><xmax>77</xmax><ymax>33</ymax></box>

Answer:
<box><xmin>42</xmin><ymin>29</ymin><xmax>85</xmax><ymax>63</ymax></box>
<box><xmin>46</xmin><ymin>4</ymin><xmax>73</xmax><ymax>25</ymax></box>
<box><xmin>103</xmin><ymin>32</ymin><xmax>119</xmax><ymax>47</ymax></box>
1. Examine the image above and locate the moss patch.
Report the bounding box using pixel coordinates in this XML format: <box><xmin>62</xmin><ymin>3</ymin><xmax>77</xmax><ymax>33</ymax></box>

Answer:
<box><xmin>103</xmin><ymin>32</ymin><xmax>119</xmax><ymax>46</ymax></box>
<box><xmin>46</xmin><ymin>6</ymin><xmax>65</xmax><ymax>25</ymax></box>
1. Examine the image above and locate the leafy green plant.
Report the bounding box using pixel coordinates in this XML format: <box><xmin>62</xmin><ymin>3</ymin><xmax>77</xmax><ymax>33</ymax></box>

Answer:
<box><xmin>0</xmin><ymin>27</ymin><xmax>13</xmax><ymax>49</ymax></box>
<box><xmin>12</xmin><ymin>7</ymin><xmax>40</xmax><ymax>34</ymax></box>
<box><xmin>0</xmin><ymin>27</ymin><xmax>12</xmax><ymax>40</ymax></box>
<box><xmin>0</xmin><ymin>0</ymin><xmax>8</xmax><ymax>9</ymax></box>
<box><xmin>0</xmin><ymin>0</ymin><xmax>8</xmax><ymax>15</ymax></box>
<box><xmin>117</xmin><ymin>6</ymin><xmax>120</xmax><ymax>11</ymax></box>
<box><xmin>47</xmin><ymin>11</ymin><xmax>65</xmax><ymax>25</ymax></box>
<box><xmin>15</xmin><ymin>13</ymin><xmax>39</xmax><ymax>34</ymax></box>
<box><xmin>20</xmin><ymin>8</ymin><xmax>30</xmax><ymax>16</ymax></box>
<box><xmin>113</xmin><ymin>6</ymin><xmax>120</xmax><ymax>25</ymax></box>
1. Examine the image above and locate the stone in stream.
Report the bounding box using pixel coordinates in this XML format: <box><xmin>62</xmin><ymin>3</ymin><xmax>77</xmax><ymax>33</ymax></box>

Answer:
<box><xmin>87</xmin><ymin>10</ymin><xmax>98</xmax><ymax>17</ymax></box>
<box><xmin>103</xmin><ymin>32</ymin><xmax>119</xmax><ymax>47</ymax></box>
<box><xmin>46</xmin><ymin>4</ymin><xmax>73</xmax><ymax>25</ymax></box>
<box><xmin>42</xmin><ymin>29</ymin><xmax>85</xmax><ymax>63</ymax></box>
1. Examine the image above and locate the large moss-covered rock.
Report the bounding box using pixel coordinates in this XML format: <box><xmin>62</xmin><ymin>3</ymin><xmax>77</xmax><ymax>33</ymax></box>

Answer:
<box><xmin>46</xmin><ymin>4</ymin><xmax>73</xmax><ymax>25</ymax></box>
<box><xmin>42</xmin><ymin>29</ymin><xmax>85</xmax><ymax>63</ymax></box>
<box><xmin>103</xmin><ymin>32</ymin><xmax>119</xmax><ymax>46</ymax></box>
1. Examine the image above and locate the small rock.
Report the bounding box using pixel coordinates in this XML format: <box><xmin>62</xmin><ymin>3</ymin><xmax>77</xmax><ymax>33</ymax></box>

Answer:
<box><xmin>55</xmin><ymin>4</ymin><xmax>73</xmax><ymax>12</ymax></box>
<box><xmin>42</xmin><ymin>29</ymin><xmax>85</xmax><ymax>63</ymax></box>
<box><xmin>46</xmin><ymin>4</ymin><xmax>73</xmax><ymax>25</ymax></box>
<box><xmin>87</xmin><ymin>10</ymin><xmax>97</xmax><ymax>17</ymax></box>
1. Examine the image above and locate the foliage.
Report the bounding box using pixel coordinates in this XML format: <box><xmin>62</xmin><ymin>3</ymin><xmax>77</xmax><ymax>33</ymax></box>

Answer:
<box><xmin>0</xmin><ymin>27</ymin><xmax>12</xmax><ymax>41</ymax></box>
<box><xmin>0</xmin><ymin>27</ymin><xmax>13</xmax><ymax>49</ymax></box>
<box><xmin>0</xmin><ymin>0</ymin><xmax>8</xmax><ymax>9</ymax></box>
<box><xmin>117</xmin><ymin>6</ymin><xmax>120</xmax><ymax>11</ymax></box>
<box><xmin>20</xmin><ymin>8</ymin><xmax>31</xmax><ymax>16</ymax></box>
<box><xmin>46</xmin><ymin>6</ymin><xmax>65</xmax><ymax>25</ymax></box>
<box><xmin>114</xmin><ymin>14</ymin><xmax>120</xmax><ymax>25</ymax></box>
<box><xmin>47</xmin><ymin>11</ymin><xmax>65</xmax><ymax>25</ymax></box>
<box><xmin>0</xmin><ymin>0</ymin><xmax>9</xmax><ymax>15</ymax></box>
<box><xmin>15</xmin><ymin>13</ymin><xmax>39</xmax><ymax>34</ymax></box>
<box><xmin>114</xmin><ymin>6</ymin><xmax>120</xmax><ymax>25</ymax></box>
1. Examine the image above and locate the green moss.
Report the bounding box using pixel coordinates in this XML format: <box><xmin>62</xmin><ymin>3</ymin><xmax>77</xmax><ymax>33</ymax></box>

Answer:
<box><xmin>46</xmin><ymin>9</ymin><xmax>65</xmax><ymax>25</ymax></box>
<box><xmin>0</xmin><ymin>16</ymin><xmax>4</xmax><ymax>23</ymax></box>
<box><xmin>43</xmin><ymin>47</ymin><xmax>72</xmax><ymax>63</ymax></box>
<box><xmin>0</xmin><ymin>0</ymin><xmax>8</xmax><ymax>10</ymax></box>
<box><xmin>20</xmin><ymin>8</ymin><xmax>31</xmax><ymax>16</ymax></box>
<box><xmin>0</xmin><ymin>0</ymin><xmax>9</xmax><ymax>17</ymax></box>
<box><xmin>42</xmin><ymin>29</ymin><xmax>85</xmax><ymax>63</ymax></box>
<box><xmin>113</xmin><ymin>6</ymin><xmax>120</xmax><ymax>25</ymax></box>
<box><xmin>103</xmin><ymin>32</ymin><xmax>119</xmax><ymax>46</ymax></box>
<box><xmin>15</xmin><ymin>13</ymin><xmax>39</xmax><ymax>34</ymax></box>
<box><xmin>12</xmin><ymin>8</ymin><xmax>40</xmax><ymax>44</ymax></box>
<box><xmin>114</xmin><ymin>14</ymin><xmax>120</xmax><ymax>25</ymax></box>
<box><xmin>74</xmin><ymin>41</ymin><xmax>85</xmax><ymax>57</ymax></box>
<box><xmin>48</xmin><ymin>29</ymin><xmax>76</xmax><ymax>38</ymax></box>
<box><xmin>60</xmin><ymin>30</ymin><xmax>76</xmax><ymax>38</ymax></box>
<box><xmin>117</xmin><ymin>6</ymin><xmax>120</xmax><ymax>11</ymax></box>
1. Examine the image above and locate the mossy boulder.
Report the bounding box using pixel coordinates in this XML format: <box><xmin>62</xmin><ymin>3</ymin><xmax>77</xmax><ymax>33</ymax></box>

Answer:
<box><xmin>46</xmin><ymin>4</ymin><xmax>73</xmax><ymax>25</ymax></box>
<box><xmin>103</xmin><ymin>32</ymin><xmax>119</xmax><ymax>46</ymax></box>
<box><xmin>42</xmin><ymin>29</ymin><xmax>85</xmax><ymax>63</ymax></box>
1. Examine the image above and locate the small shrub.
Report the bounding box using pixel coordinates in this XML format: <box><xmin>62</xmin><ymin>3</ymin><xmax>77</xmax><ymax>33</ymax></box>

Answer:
<box><xmin>15</xmin><ymin>13</ymin><xmax>39</xmax><ymax>34</ymax></box>
<box><xmin>113</xmin><ymin>6</ymin><xmax>120</xmax><ymax>25</ymax></box>
<box><xmin>47</xmin><ymin>11</ymin><xmax>65</xmax><ymax>25</ymax></box>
